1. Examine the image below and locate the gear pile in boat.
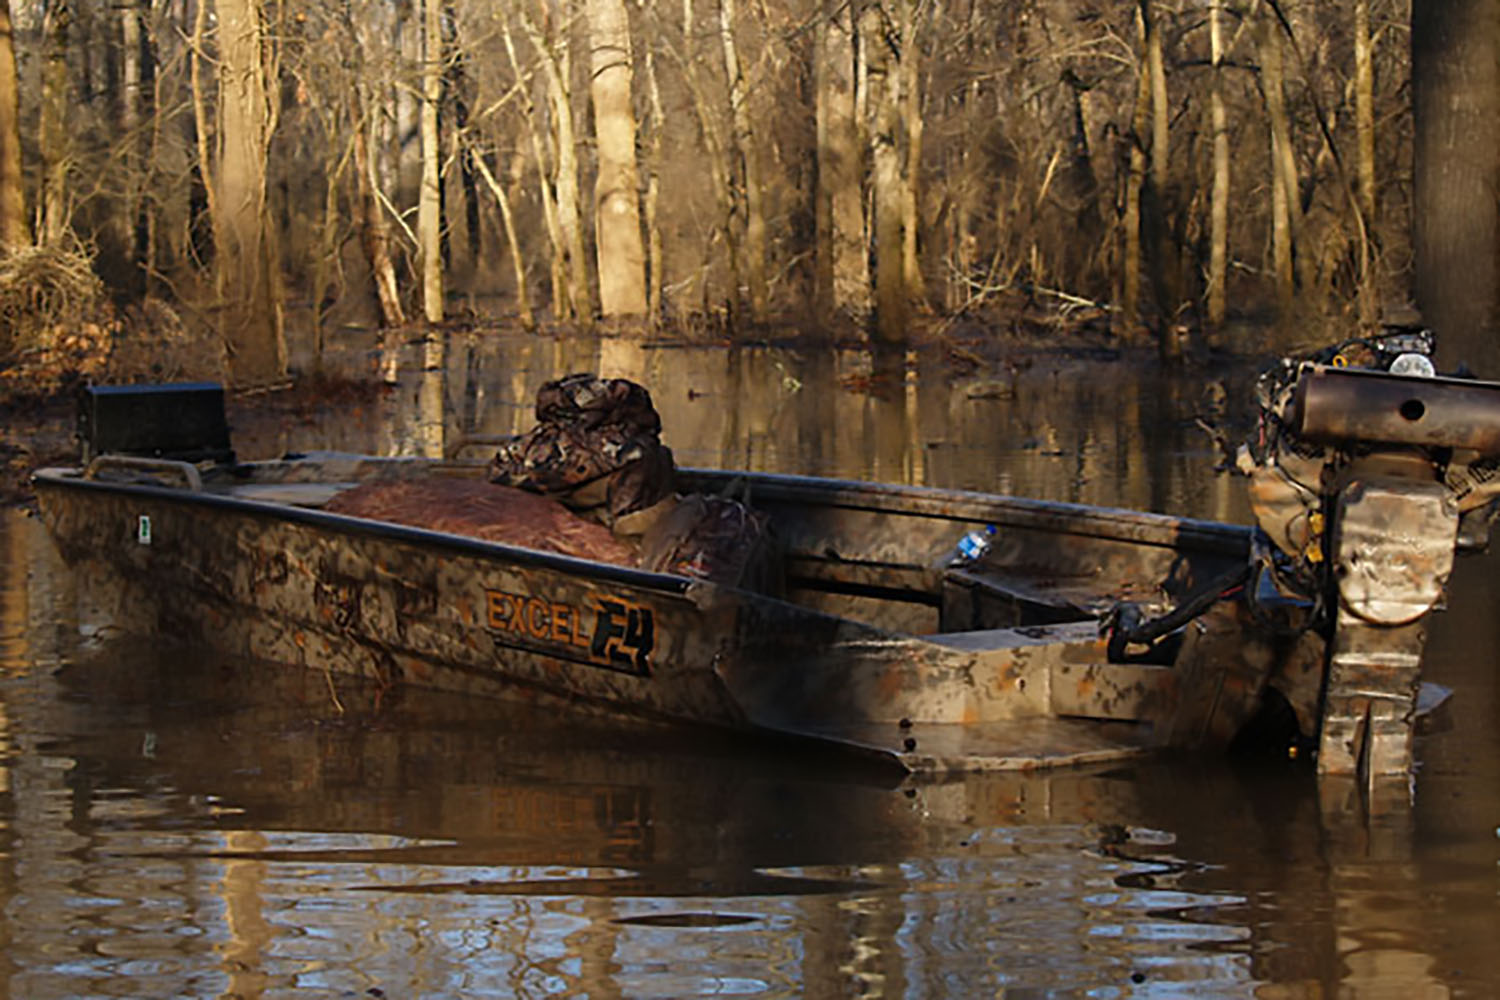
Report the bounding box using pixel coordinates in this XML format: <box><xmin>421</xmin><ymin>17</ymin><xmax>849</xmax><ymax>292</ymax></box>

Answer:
<box><xmin>489</xmin><ymin>373</ymin><xmax>677</xmax><ymax>523</ymax></box>
<box><xmin>329</xmin><ymin>373</ymin><xmax>780</xmax><ymax>591</ymax></box>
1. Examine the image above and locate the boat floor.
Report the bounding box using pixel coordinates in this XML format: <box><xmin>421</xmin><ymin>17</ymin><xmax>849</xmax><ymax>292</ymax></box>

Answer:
<box><xmin>795</xmin><ymin>717</ymin><xmax>1157</xmax><ymax>775</ymax></box>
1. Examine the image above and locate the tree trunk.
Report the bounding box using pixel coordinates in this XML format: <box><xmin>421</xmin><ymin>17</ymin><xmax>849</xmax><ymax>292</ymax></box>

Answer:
<box><xmin>1120</xmin><ymin>53</ymin><xmax>1148</xmax><ymax>342</ymax></box>
<box><xmin>587</xmin><ymin>0</ymin><xmax>648</xmax><ymax>317</ymax></box>
<box><xmin>720</xmin><ymin>0</ymin><xmax>767</xmax><ymax>318</ymax></box>
<box><xmin>866</xmin><ymin>5</ymin><xmax>906</xmax><ymax>344</ymax></box>
<box><xmin>39</xmin><ymin>0</ymin><xmax>71</xmax><ymax>247</ymax></box>
<box><xmin>1064</xmin><ymin>75</ymin><xmax>1103</xmax><ymax>293</ymax></box>
<box><xmin>213</xmin><ymin>0</ymin><xmax>285</xmax><ymax>385</ymax></box>
<box><xmin>813</xmin><ymin>12</ymin><xmax>832</xmax><ymax>314</ymax></box>
<box><xmin>1413</xmin><ymin>0</ymin><xmax>1500</xmax><ymax>369</ymax></box>
<box><xmin>390</xmin><ymin>1</ymin><xmax>419</xmax><ymax>205</ymax></box>
<box><xmin>119</xmin><ymin>0</ymin><xmax>143</xmax><ymax>288</ymax></box>
<box><xmin>816</xmin><ymin>0</ymin><xmax>867</xmax><ymax>321</ymax></box>
<box><xmin>139</xmin><ymin>0</ymin><xmax>160</xmax><ymax>294</ymax></box>
<box><xmin>419</xmin><ymin>0</ymin><xmax>444</xmax><ymax>324</ymax></box>
<box><xmin>1351</xmin><ymin>0</ymin><xmax>1377</xmax><ymax>327</ymax></box>
<box><xmin>1144</xmin><ymin>0</ymin><xmax>1168</xmax><ymax>193</ymax></box>
<box><xmin>676</xmin><ymin>0</ymin><xmax>741</xmax><ymax>318</ymax></box>
<box><xmin>899</xmin><ymin>0</ymin><xmax>926</xmax><ymax>307</ymax></box>
<box><xmin>312</xmin><ymin>148</ymin><xmax>342</xmax><ymax>368</ymax></box>
<box><xmin>445</xmin><ymin>6</ymin><xmax>481</xmax><ymax>265</ymax></box>
<box><xmin>643</xmin><ymin>43</ymin><xmax>665</xmax><ymax>321</ymax></box>
<box><xmin>1354</xmin><ymin>0</ymin><xmax>1376</xmax><ymax>233</ymax></box>
<box><xmin>0</xmin><ymin>0</ymin><xmax>28</xmax><ymax>250</ymax></box>
<box><xmin>353</xmin><ymin>87</ymin><xmax>407</xmax><ymax>329</ymax></box>
<box><xmin>1206</xmin><ymin>0</ymin><xmax>1229</xmax><ymax>329</ymax></box>
<box><xmin>1139</xmin><ymin>0</ymin><xmax>1178</xmax><ymax>358</ymax></box>
<box><xmin>522</xmin><ymin>4</ymin><xmax>592</xmax><ymax>323</ymax></box>
<box><xmin>502</xmin><ymin>16</ymin><xmax>567</xmax><ymax>317</ymax></box>
<box><xmin>471</xmin><ymin>147</ymin><xmax>534</xmax><ymax>329</ymax></box>
<box><xmin>190</xmin><ymin>0</ymin><xmax>217</xmax><ymax>270</ymax></box>
<box><xmin>1259</xmin><ymin>13</ymin><xmax>1300</xmax><ymax>312</ymax></box>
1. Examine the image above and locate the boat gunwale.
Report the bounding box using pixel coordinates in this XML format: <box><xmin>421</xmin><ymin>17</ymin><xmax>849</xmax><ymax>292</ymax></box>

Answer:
<box><xmin>682</xmin><ymin>468</ymin><xmax>1253</xmax><ymax>556</ymax></box>
<box><xmin>31</xmin><ymin>468</ymin><xmax>696</xmax><ymax>597</ymax></box>
<box><xmin>34</xmin><ymin>460</ymin><xmax>1253</xmax><ymax>596</ymax></box>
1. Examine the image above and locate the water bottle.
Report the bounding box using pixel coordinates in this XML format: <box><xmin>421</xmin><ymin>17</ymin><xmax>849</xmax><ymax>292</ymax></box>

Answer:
<box><xmin>934</xmin><ymin>524</ymin><xmax>996</xmax><ymax>569</ymax></box>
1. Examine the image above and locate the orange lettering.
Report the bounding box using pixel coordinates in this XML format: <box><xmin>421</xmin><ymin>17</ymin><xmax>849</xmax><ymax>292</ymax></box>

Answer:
<box><xmin>551</xmin><ymin>603</ymin><xmax>573</xmax><ymax>641</ymax></box>
<box><xmin>486</xmin><ymin>591</ymin><xmax>510</xmax><ymax>630</ymax></box>
<box><xmin>528</xmin><ymin>598</ymin><xmax>550</xmax><ymax>638</ymax></box>
<box><xmin>485</xmin><ymin>588</ymin><xmax>624</xmax><ymax>656</ymax></box>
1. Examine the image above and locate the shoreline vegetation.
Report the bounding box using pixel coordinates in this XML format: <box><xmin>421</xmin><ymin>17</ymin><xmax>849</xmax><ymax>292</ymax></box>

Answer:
<box><xmin>0</xmin><ymin>2</ymin><xmax>1474</xmax><ymax>392</ymax></box>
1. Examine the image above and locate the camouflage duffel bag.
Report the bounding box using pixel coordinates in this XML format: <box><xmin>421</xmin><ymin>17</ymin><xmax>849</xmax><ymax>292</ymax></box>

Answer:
<box><xmin>489</xmin><ymin>374</ymin><xmax>676</xmax><ymax>523</ymax></box>
<box><xmin>533</xmin><ymin>372</ymin><xmax>662</xmax><ymax>435</ymax></box>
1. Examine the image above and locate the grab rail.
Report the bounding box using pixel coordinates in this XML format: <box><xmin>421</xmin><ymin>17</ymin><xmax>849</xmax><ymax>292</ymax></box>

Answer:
<box><xmin>83</xmin><ymin>455</ymin><xmax>204</xmax><ymax>491</ymax></box>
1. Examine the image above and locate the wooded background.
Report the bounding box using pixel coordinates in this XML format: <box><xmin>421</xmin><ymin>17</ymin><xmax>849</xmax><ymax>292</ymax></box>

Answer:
<box><xmin>0</xmin><ymin>0</ymin><xmax>1494</xmax><ymax>385</ymax></box>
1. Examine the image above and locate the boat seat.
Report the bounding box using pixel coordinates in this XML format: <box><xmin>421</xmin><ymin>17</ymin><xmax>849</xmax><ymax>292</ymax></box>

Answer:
<box><xmin>939</xmin><ymin>565</ymin><xmax>1100</xmax><ymax>630</ymax></box>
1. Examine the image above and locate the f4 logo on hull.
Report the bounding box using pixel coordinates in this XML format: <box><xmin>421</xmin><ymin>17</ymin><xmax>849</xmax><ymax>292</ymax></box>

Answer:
<box><xmin>485</xmin><ymin>587</ymin><xmax>656</xmax><ymax>677</ymax></box>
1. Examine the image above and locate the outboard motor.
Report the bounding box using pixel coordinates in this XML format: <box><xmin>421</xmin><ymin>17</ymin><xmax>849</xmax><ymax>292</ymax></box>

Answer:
<box><xmin>1238</xmin><ymin>329</ymin><xmax>1500</xmax><ymax>785</ymax></box>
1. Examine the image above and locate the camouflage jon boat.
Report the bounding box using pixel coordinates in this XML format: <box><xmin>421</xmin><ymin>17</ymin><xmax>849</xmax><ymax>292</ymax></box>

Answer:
<box><xmin>34</xmin><ymin>339</ymin><xmax>1500</xmax><ymax>782</ymax></box>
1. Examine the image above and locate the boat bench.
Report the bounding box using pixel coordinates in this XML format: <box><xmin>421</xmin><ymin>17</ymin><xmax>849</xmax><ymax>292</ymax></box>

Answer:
<box><xmin>939</xmin><ymin>565</ymin><xmax>1099</xmax><ymax>631</ymax></box>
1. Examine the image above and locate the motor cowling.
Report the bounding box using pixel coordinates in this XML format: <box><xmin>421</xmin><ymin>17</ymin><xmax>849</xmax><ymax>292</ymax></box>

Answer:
<box><xmin>1237</xmin><ymin>329</ymin><xmax>1500</xmax><ymax>782</ymax></box>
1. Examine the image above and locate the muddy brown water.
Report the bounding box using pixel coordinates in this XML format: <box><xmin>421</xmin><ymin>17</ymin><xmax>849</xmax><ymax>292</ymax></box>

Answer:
<box><xmin>1</xmin><ymin>335</ymin><xmax>1497</xmax><ymax>997</ymax></box>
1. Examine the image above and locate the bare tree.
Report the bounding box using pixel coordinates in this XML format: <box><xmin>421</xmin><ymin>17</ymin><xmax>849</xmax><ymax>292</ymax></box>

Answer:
<box><xmin>520</xmin><ymin>1</ymin><xmax>592</xmax><ymax>323</ymax></box>
<box><xmin>118</xmin><ymin>0</ymin><xmax>145</xmax><ymax>289</ymax></box>
<box><xmin>865</xmin><ymin>2</ymin><xmax>907</xmax><ymax>343</ymax></box>
<box><xmin>0</xmin><ymin>0</ymin><xmax>27</xmax><ymax>250</ymax></box>
<box><xmin>1139</xmin><ymin>0</ymin><xmax>1182</xmax><ymax>357</ymax></box>
<box><xmin>673</xmin><ymin>0</ymin><xmax>742</xmax><ymax>316</ymax></box>
<box><xmin>211</xmin><ymin>0</ymin><xmax>286</xmax><ymax>384</ymax></box>
<box><xmin>355</xmin><ymin>93</ymin><xmax>407</xmax><ymax>328</ymax></box>
<box><xmin>815</xmin><ymin>0</ymin><xmax>867</xmax><ymax>322</ymax></box>
<box><xmin>0</xmin><ymin>0</ymin><xmax>1443</xmax><ymax>361</ymax></box>
<box><xmin>1354</xmin><ymin>0</ymin><xmax>1377</xmax><ymax>231</ymax></box>
<box><xmin>1120</xmin><ymin>15</ymin><xmax>1150</xmax><ymax>342</ymax></box>
<box><xmin>38</xmin><ymin>0</ymin><xmax>71</xmax><ymax>248</ymax></box>
<box><xmin>469</xmin><ymin>142</ymin><xmax>534</xmax><ymax>329</ymax></box>
<box><xmin>500</xmin><ymin>10</ymin><xmax>568</xmax><ymax>316</ymax></box>
<box><xmin>419</xmin><ymin>0</ymin><xmax>444</xmax><ymax>324</ymax></box>
<box><xmin>1414</xmin><ymin>0</ymin><xmax>1500</xmax><ymax>366</ymax></box>
<box><xmin>720</xmin><ymin>0</ymin><xmax>767</xmax><ymax>318</ymax></box>
<box><xmin>642</xmin><ymin>35</ymin><xmax>666</xmax><ymax>321</ymax></box>
<box><xmin>1258</xmin><ymin>9</ymin><xmax>1301</xmax><ymax>312</ymax></box>
<box><xmin>1206</xmin><ymin>0</ymin><xmax>1229</xmax><ymax>329</ymax></box>
<box><xmin>587</xmin><ymin>0</ymin><xmax>648</xmax><ymax>317</ymax></box>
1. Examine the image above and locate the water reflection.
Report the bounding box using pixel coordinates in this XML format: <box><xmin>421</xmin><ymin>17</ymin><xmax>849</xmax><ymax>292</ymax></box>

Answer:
<box><xmin>287</xmin><ymin>333</ymin><xmax>1255</xmax><ymax>527</ymax></box>
<box><xmin>2</xmin><ymin>335</ymin><xmax>1497</xmax><ymax>996</ymax></box>
<box><xmin>3</xmin><ymin>636</ymin><xmax>1255</xmax><ymax>996</ymax></box>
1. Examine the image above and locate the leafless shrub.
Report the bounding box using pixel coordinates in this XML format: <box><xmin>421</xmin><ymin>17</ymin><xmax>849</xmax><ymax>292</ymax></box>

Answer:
<box><xmin>0</xmin><ymin>244</ymin><xmax>109</xmax><ymax>360</ymax></box>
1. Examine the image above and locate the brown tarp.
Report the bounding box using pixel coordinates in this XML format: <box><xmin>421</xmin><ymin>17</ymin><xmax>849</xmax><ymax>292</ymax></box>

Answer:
<box><xmin>325</xmin><ymin>477</ymin><xmax>640</xmax><ymax>567</ymax></box>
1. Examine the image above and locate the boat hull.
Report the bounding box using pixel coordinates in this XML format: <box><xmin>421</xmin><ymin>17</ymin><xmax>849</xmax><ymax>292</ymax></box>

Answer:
<box><xmin>34</xmin><ymin>460</ymin><xmax>1311</xmax><ymax>772</ymax></box>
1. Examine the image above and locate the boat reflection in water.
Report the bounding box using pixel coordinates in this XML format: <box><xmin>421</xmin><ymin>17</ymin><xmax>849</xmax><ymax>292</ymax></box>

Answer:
<box><xmin>8</xmin><ymin>633</ymin><xmax>1251</xmax><ymax>997</ymax></box>
<box><xmin>0</xmin><ymin>614</ymin><xmax>1481</xmax><ymax>996</ymax></box>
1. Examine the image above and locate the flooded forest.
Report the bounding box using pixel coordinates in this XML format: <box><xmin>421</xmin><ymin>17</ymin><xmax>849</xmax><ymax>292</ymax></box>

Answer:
<box><xmin>0</xmin><ymin>0</ymin><xmax>1495</xmax><ymax>391</ymax></box>
<box><xmin>3</xmin><ymin>3</ymin><xmax>1500</xmax><ymax>996</ymax></box>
